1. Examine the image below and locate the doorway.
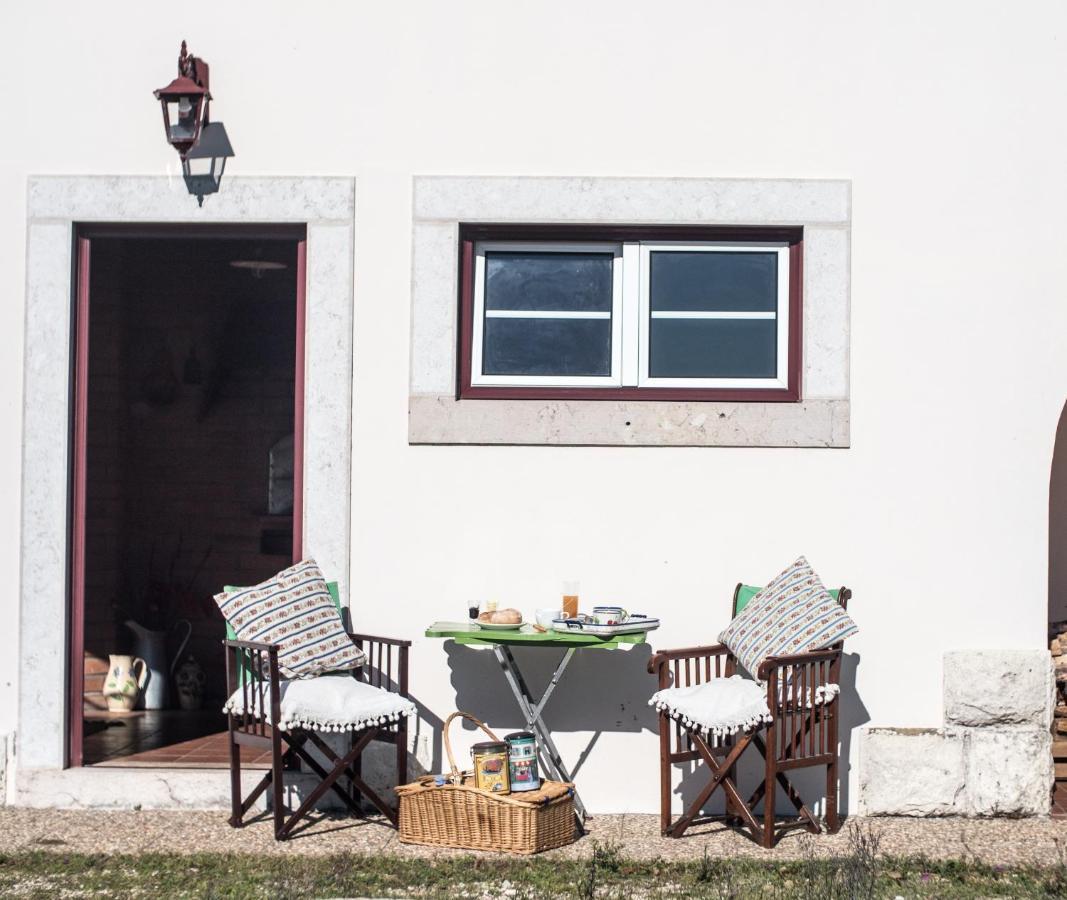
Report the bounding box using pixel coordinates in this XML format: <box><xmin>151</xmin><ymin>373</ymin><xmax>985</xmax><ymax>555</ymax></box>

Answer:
<box><xmin>1050</xmin><ymin>400</ymin><xmax>1067</xmax><ymax>816</ymax></box>
<box><xmin>70</xmin><ymin>225</ymin><xmax>306</xmax><ymax>768</ymax></box>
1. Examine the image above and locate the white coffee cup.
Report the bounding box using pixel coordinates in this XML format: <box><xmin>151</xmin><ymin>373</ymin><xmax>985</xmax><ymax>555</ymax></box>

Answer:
<box><xmin>536</xmin><ymin>608</ymin><xmax>563</xmax><ymax>629</ymax></box>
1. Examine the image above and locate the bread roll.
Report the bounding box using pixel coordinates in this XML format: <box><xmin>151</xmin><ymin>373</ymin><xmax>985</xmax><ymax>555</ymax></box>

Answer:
<box><xmin>478</xmin><ymin>608</ymin><xmax>522</xmax><ymax>624</ymax></box>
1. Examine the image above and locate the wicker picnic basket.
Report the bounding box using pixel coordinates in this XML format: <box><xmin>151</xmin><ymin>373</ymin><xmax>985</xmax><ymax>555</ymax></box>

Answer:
<box><xmin>396</xmin><ymin>711</ymin><xmax>576</xmax><ymax>854</ymax></box>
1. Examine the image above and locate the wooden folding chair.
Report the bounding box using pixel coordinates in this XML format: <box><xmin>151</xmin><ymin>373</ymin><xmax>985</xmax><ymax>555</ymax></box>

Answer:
<box><xmin>223</xmin><ymin>582</ymin><xmax>411</xmax><ymax>840</ymax></box>
<box><xmin>648</xmin><ymin>584</ymin><xmax>851</xmax><ymax>848</ymax></box>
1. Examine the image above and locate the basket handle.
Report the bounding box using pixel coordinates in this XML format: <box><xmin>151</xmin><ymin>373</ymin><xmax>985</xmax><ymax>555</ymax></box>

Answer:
<box><xmin>443</xmin><ymin>710</ymin><xmax>502</xmax><ymax>782</ymax></box>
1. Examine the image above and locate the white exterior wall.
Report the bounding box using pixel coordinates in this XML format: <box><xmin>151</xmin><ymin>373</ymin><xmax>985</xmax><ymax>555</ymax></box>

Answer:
<box><xmin>2</xmin><ymin>1</ymin><xmax>1065</xmax><ymax>813</ymax></box>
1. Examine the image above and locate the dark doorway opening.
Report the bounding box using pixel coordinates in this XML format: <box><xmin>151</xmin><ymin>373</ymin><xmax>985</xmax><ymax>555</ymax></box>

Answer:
<box><xmin>71</xmin><ymin>226</ymin><xmax>305</xmax><ymax>768</ymax></box>
<box><xmin>1050</xmin><ymin>400</ymin><xmax>1067</xmax><ymax>815</ymax></box>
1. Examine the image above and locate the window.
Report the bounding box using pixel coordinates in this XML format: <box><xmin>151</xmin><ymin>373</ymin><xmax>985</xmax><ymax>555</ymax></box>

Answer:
<box><xmin>460</xmin><ymin>226</ymin><xmax>801</xmax><ymax>401</ymax></box>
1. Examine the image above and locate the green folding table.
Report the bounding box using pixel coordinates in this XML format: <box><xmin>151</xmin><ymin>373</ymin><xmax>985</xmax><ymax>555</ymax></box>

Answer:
<box><xmin>425</xmin><ymin>621</ymin><xmax>650</xmax><ymax>822</ymax></box>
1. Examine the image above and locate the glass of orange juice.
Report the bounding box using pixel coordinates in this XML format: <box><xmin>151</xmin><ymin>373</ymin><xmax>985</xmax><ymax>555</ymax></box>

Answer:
<box><xmin>562</xmin><ymin>580</ymin><xmax>579</xmax><ymax>619</ymax></box>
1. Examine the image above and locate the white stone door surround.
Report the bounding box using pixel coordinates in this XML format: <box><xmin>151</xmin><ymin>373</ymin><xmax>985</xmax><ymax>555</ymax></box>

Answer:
<box><xmin>19</xmin><ymin>176</ymin><xmax>355</xmax><ymax>773</ymax></box>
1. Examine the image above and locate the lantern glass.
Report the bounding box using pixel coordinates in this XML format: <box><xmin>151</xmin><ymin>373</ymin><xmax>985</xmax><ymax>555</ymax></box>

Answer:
<box><xmin>165</xmin><ymin>95</ymin><xmax>203</xmax><ymax>146</ymax></box>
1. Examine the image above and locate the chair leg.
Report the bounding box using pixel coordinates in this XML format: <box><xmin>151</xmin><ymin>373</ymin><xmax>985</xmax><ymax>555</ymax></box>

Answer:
<box><xmin>825</xmin><ymin>757</ymin><xmax>840</xmax><ymax>832</ymax></box>
<box><xmin>351</xmin><ymin>753</ymin><xmax>363</xmax><ymax>810</ymax></box>
<box><xmin>271</xmin><ymin>726</ymin><xmax>286</xmax><ymax>840</ymax></box>
<box><xmin>396</xmin><ymin>722</ymin><xmax>408</xmax><ymax>787</ymax></box>
<box><xmin>227</xmin><ymin>719</ymin><xmax>242</xmax><ymax>828</ymax></box>
<box><xmin>762</xmin><ymin>744</ymin><xmax>777</xmax><ymax>849</ymax></box>
<box><xmin>826</xmin><ymin>704</ymin><xmax>842</xmax><ymax>833</ymax></box>
<box><xmin>658</xmin><ymin>713</ymin><xmax>671</xmax><ymax>835</ymax></box>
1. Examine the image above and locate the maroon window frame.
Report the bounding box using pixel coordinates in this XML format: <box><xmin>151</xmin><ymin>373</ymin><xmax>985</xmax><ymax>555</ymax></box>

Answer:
<box><xmin>457</xmin><ymin>224</ymin><xmax>803</xmax><ymax>403</ymax></box>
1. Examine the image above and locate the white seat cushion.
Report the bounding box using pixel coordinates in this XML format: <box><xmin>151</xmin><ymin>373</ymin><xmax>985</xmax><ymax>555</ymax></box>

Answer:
<box><xmin>224</xmin><ymin>673</ymin><xmax>416</xmax><ymax>733</ymax></box>
<box><xmin>649</xmin><ymin>675</ymin><xmax>841</xmax><ymax>739</ymax></box>
<box><xmin>649</xmin><ymin>675</ymin><xmax>773</xmax><ymax>738</ymax></box>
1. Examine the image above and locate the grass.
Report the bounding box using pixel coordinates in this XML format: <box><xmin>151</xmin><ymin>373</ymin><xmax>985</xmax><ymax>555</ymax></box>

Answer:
<box><xmin>2</xmin><ymin>828</ymin><xmax>1067</xmax><ymax>898</ymax></box>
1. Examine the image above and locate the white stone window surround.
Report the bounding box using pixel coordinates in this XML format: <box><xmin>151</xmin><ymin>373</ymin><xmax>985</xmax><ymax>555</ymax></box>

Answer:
<box><xmin>20</xmin><ymin>176</ymin><xmax>355</xmax><ymax>771</ymax></box>
<box><xmin>410</xmin><ymin>176</ymin><xmax>850</xmax><ymax>448</ymax></box>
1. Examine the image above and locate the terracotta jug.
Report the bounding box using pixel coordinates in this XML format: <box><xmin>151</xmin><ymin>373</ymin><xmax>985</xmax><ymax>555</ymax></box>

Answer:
<box><xmin>103</xmin><ymin>655</ymin><xmax>148</xmax><ymax>712</ymax></box>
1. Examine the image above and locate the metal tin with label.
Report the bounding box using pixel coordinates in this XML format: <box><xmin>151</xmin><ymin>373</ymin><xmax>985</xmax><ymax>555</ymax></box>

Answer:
<box><xmin>505</xmin><ymin>731</ymin><xmax>540</xmax><ymax>792</ymax></box>
<box><xmin>471</xmin><ymin>740</ymin><xmax>510</xmax><ymax>794</ymax></box>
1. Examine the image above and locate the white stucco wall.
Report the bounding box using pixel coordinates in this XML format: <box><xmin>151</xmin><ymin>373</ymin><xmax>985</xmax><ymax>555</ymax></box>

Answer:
<box><xmin>2</xmin><ymin>1</ymin><xmax>1066</xmax><ymax>814</ymax></box>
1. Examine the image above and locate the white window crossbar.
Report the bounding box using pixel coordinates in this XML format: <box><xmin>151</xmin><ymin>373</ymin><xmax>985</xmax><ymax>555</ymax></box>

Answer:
<box><xmin>485</xmin><ymin>310</ymin><xmax>611</xmax><ymax>319</ymax></box>
<box><xmin>649</xmin><ymin>310</ymin><xmax>776</xmax><ymax>320</ymax></box>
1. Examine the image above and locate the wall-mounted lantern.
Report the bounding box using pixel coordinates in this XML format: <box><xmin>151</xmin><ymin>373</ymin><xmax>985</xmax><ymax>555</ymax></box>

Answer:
<box><xmin>154</xmin><ymin>41</ymin><xmax>235</xmax><ymax>205</ymax></box>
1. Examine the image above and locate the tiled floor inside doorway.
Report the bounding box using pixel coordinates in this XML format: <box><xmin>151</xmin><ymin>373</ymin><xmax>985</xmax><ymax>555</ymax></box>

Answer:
<box><xmin>83</xmin><ymin>711</ymin><xmax>271</xmax><ymax>768</ymax></box>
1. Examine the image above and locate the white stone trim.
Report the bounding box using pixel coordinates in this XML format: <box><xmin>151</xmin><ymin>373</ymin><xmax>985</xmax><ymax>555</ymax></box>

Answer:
<box><xmin>409</xmin><ymin>175</ymin><xmax>850</xmax><ymax>447</ymax></box>
<box><xmin>19</xmin><ymin>176</ymin><xmax>355</xmax><ymax>771</ymax></box>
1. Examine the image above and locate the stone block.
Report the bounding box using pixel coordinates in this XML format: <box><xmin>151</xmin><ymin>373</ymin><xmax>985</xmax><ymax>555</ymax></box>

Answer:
<box><xmin>408</xmin><ymin>395</ymin><xmax>848</xmax><ymax>448</ymax></box>
<box><xmin>860</xmin><ymin>728</ymin><xmax>965</xmax><ymax>816</ymax></box>
<box><xmin>962</xmin><ymin>729</ymin><xmax>1052</xmax><ymax>816</ymax></box>
<box><xmin>944</xmin><ymin>650</ymin><xmax>1054</xmax><ymax>729</ymax></box>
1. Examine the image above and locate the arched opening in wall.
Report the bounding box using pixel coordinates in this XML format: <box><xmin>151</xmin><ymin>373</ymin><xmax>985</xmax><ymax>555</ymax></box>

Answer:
<box><xmin>1048</xmin><ymin>399</ymin><xmax>1067</xmax><ymax>816</ymax></box>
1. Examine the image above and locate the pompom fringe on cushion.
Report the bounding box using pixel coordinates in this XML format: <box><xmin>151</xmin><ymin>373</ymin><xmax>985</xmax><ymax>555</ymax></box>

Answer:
<box><xmin>649</xmin><ymin>699</ymin><xmax>773</xmax><ymax>738</ymax></box>
<box><xmin>222</xmin><ymin>701</ymin><xmax>414</xmax><ymax>734</ymax></box>
<box><xmin>648</xmin><ymin>675</ymin><xmax>840</xmax><ymax>740</ymax></box>
<box><xmin>223</xmin><ymin>675</ymin><xmax>416</xmax><ymax>734</ymax></box>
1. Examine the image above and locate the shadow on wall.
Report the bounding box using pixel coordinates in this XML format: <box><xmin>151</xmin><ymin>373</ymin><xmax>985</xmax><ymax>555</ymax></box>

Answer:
<box><xmin>439</xmin><ymin>635</ymin><xmax>869</xmax><ymax>820</ymax></box>
<box><xmin>444</xmin><ymin>641</ymin><xmax>658</xmax><ymax>777</ymax></box>
<box><xmin>674</xmin><ymin>652</ymin><xmax>869</xmax><ymax>819</ymax></box>
<box><xmin>1051</xmin><ymin>400</ymin><xmax>1067</xmax><ymax>624</ymax></box>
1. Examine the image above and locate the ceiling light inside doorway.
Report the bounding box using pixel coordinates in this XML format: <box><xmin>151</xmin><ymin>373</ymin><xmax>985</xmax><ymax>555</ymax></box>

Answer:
<box><xmin>229</xmin><ymin>259</ymin><xmax>288</xmax><ymax>278</ymax></box>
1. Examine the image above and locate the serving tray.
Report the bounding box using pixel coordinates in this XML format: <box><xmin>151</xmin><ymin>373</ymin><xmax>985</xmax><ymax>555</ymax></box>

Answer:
<box><xmin>550</xmin><ymin>614</ymin><xmax>659</xmax><ymax>637</ymax></box>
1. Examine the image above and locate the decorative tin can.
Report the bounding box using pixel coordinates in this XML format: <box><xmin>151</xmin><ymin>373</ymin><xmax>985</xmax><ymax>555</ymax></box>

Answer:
<box><xmin>505</xmin><ymin>731</ymin><xmax>540</xmax><ymax>792</ymax></box>
<box><xmin>471</xmin><ymin>741</ymin><xmax>510</xmax><ymax>794</ymax></box>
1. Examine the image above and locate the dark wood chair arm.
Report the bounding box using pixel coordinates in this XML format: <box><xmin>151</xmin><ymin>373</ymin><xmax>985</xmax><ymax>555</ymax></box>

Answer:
<box><xmin>647</xmin><ymin>643</ymin><xmax>730</xmax><ymax>674</ymax></box>
<box><xmin>756</xmin><ymin>646</ymin><xmax>841</xmax><ymax>680</ymax></box>
<box><xmin>346</xmin><ymin>632</ymin><xmax>412</xmax><ymax>648</ymax></box>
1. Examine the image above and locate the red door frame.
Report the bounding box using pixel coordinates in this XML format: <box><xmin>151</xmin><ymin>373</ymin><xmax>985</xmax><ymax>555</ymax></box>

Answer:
<box><xmin>68</xmin><ymin>237</ymin><xmax>91</xmax><ymax>767</ymax></box>
<box><xmin>67</xmin><ymin>225</ymin><xmax>307</xmax><ymax>767</ymax></box>
<box><xmin>293</xmin><ymin>239</ymin><xmax>306</xmax><ymax>561</ymax></box>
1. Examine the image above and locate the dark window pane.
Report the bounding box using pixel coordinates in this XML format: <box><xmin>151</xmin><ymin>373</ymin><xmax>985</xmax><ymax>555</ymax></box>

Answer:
<box><xmin>649</xmin><ymin>251</ymin><xmax>778</xmax><ymax>313</ymax></box>
<box><xmin>649</xmin><ymin>319</ymin><xmax>776</xmax><ymax>378</ymax></box>
<box><xmin>485</xmin><ymin>251</ymin><xmax>613</xmax><ymax>312</ymax></box>
<box><xmin>483</xmin><ymin>318</ymin><xmax>611</xmax><ymax>376</ymax></box>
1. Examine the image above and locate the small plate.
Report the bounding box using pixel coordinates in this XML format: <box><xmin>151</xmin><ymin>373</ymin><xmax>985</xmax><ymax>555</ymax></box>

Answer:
<box><xmin>475</xmin><ymin>620</ymin><xmax>527</xmax><ymax>631</ymax></box>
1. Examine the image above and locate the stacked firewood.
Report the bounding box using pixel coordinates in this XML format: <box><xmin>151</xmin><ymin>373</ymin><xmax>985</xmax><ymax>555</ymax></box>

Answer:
<box><xmin>1050</xmin><ymin>621</ymin><xmax>1067</xmax><ymax>737</ymax></box>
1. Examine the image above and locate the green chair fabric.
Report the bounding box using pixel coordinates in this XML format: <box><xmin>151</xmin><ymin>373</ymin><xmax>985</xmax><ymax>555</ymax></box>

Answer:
<box><xmin>224</xmin><ymin>581</ymin><xmax>341</xmax><ymax>684</ymax></box>
<box><xmin>733</xmin><ymin>583</ymin><xmax>841</xmax><ymax>618</ymax></box>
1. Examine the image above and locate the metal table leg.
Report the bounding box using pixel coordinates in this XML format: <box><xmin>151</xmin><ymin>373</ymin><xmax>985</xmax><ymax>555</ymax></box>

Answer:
<box><xmin>492</xmin><ymin>644</ymin><xmax>588</xmax><ymax>823</ymax></box>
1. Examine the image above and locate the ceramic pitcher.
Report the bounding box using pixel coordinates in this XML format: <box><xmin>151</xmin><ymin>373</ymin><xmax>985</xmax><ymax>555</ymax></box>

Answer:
<box><xmin>103</xmin><ymin>655</ymin><xmax>148</xmax><ymax>711</ymax></box>
<box><xmin>125</xmin><ymin>619</ymin><xmax>191</xmax><ymax>709</ymax></box>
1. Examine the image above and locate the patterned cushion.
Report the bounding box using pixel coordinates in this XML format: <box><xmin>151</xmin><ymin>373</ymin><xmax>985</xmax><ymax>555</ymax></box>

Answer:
<box><xmin>718</xmin><ymin>556</ymin><xmax>857</xmax><ymax>679</ymax></box>
<box><xmin>214</xmin><ymin>559</ymin><xmax>365</xmax><ymax>679</ymax></box>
